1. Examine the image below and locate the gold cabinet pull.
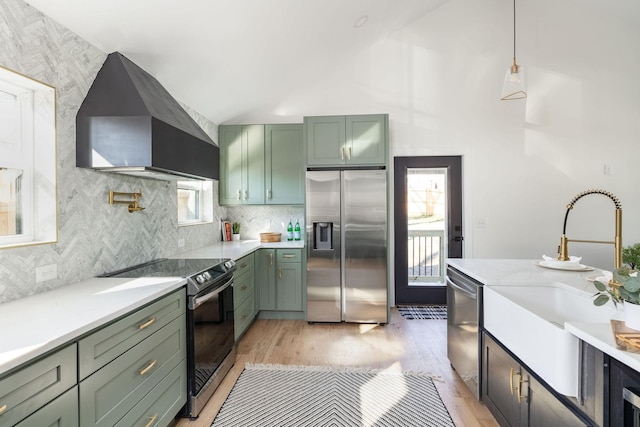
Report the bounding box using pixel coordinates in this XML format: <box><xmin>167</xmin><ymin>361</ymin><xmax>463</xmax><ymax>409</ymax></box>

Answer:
<box><xmin>509</xmin><ymin>368</ymin><xmax>518</xmax><ymax>394</ymax></box>
<box><xmin>138</xmin><ymin>317</ymin><xmax>156</xmax><ymax>330</ymax></box>
<box><xmin>237</xmin><ymin>189</ymin><xmax>241</xmax><ymax>200</ymax></box>
<box><xmin>269</xmin><ymin>252</ymin><xmax>273</xmax><ymax>266</ymax></box>
<box><xmin>283</xmin><ymin>254</ymin><xmax>295</xmax><ymax>258</ymax></box>
<box><xmin>144</xmin><ymin>414</ymin><xmax>158</xmax><ymax>427</ymax></box>
<box><xmin>139</xmin><ymin>360</ymin><xmax>157</xmax><ymax>376</ymax></box>
<box><xmin>517</xmin><ymin>375</ymin><xmax>528</xmax><ymax>403</ymax></box>
<box><xmin>340</xmin><ymin>147</ymin><xmax>344</xmax><ymax>160</ymax></box>
<box><xmin>241</xmin><ymin>285</ymin><xmax>247</xmax><ymax>291</ymax></box>
<box><xmin>244</xmin><ymin>190</ymin><xmax>248</xmax><ymax>200</ymax></box>
<box><xmin>267</xmin><ymin>189</ymin><xmax>272</xmax><ymax>200</ymax></box>
<box><xmin>278</xmin><ymin>266</ymin><xmax>282</xmax><ymax>279</ymax></box>
<box><xmin>0</xmin><ymin>404</ymin><xmax>7</xmax><ymax>415</ymax></box>
<box><xmin>348</xmin><ymin>147</ymin><xmax>352</xmax><ymax>160</ymax></box>
<box><xmin>240</xmin><ymin>262</ymin><xmax>247</xmax><ymax>268</ymax></box>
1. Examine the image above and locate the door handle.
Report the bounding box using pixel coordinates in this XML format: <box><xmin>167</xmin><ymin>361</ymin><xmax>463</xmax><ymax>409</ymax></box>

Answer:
<box><xmin>509</xmin><ymin>368</ymin><xmax>518</xmax><ymax>394</ymax></box>
<box><xmin>517</xmin><ymin>374</ymin><xmax>528</xmax><ymax>403</ymax></box>
<box><xmin>138</xmin><ymin>317</ymin><xmax>157</xmax><ymax>330</ymax></box>
<box><xmin>453</xmin><ymin>236</ymin><xmax>464</xmax><ymax>242</ymax></box>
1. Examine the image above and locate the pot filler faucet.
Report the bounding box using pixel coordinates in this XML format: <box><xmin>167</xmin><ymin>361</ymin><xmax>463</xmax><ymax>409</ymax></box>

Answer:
<box><xmin>557</xmin><ymin>189</ymin><xmax>622</xmax><ymax>288</ymax></box>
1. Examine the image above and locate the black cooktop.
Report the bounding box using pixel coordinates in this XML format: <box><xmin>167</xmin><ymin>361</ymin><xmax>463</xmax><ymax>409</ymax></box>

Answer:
<box><xmin>103</xmin><ymin>258</ymin><xmax>230</xmax><ymax>279</ymax></box>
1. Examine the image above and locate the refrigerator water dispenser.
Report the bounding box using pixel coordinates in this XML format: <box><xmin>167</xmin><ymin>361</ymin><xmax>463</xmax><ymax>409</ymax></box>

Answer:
<box><xmin>313</xmin><ymin>222</ymin><xmax>333</xmax><ymax>250</ymax></box>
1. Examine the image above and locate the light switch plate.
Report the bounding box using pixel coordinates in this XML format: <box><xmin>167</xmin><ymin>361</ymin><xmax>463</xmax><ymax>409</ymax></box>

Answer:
<box><xmin>35</xmin><ymin>263</ymin><xmax>57</xmax><ymax>282</ymax></box>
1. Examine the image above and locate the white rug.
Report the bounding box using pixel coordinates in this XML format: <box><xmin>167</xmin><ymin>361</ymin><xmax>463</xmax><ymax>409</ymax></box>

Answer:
<box><xmin>211</xmin><ymin>364</ymin><xmax>455</xmax><ymax>427</ymax></box>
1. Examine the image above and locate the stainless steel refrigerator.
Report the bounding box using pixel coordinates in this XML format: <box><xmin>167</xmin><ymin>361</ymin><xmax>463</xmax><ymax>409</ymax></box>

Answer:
<box><xmin>306</xmin><ymin>169</ymin><xmax>388</xmax><ymax>323</ymax></box>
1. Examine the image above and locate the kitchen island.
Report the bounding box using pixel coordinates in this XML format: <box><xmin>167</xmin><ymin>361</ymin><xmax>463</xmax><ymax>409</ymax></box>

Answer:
<box><xmin>448</xmin><ymin>258</ymin><xmax>640</xmax><ymax>427</ymax></box>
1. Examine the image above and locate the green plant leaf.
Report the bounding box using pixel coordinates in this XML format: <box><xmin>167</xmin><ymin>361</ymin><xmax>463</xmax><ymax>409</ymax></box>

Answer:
<box><xmin>593</xmin><ymin>294</ymin><xmax>610</xmax><ymax>306</ymax></box>
<box><xmin>594</xmin><ymin>280</ymin><xmax>607</xmax><ymax>292</ymax></box>
<box><xmin>624</xmin><ymin>276</ymin><xmax>640</xmax><ymax>293</ymax></box>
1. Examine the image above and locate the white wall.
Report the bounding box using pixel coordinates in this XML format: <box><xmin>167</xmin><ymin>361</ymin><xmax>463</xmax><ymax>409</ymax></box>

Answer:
<box><xmin>230</xmin><ymin>0</ymin><xmax>640</xmax><ymax>271</ymax></box>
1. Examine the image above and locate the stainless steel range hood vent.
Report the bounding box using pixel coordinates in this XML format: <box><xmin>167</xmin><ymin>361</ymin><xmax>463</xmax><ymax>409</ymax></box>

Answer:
<box><xmin>76</xmin><ymin>52</ymin><xmax>219</xmax><ymax>181</ymax></box>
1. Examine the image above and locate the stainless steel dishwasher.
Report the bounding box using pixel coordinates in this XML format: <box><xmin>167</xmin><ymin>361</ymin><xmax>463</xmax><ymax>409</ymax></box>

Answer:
<box><xmin>446</xmin><ymin>265</ymin><xmax>483</xmax><ymax>400</ymax></box>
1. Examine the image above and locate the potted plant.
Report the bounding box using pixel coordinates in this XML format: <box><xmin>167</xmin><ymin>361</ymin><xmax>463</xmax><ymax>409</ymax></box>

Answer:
<box><xmin>593</xmin><ymin>266</ymin><xmax>640</xmax><ymax>329</ymax></box>
<box><xmin>623</xmin><ymin>243</ymin><xmax>640</xmax><ymax>270</ymax></box>
<box><xmin>232</xmin><ymin>222</ymin><xmax>241</xmax><ymax>241</ymax></box>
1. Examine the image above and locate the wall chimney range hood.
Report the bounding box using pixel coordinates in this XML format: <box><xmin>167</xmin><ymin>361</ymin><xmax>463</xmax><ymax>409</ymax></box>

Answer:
<box><xmin>76</xmin><ymin>52</ymin><xmax>219</xmax><ymax>181</ymax></box>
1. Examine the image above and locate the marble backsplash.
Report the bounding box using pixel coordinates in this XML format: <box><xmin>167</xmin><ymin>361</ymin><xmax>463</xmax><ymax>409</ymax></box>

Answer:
<box><xmin>225</xmin><ymin>205</ymin><xmax>305</xmax><ymax>241</ymax></box>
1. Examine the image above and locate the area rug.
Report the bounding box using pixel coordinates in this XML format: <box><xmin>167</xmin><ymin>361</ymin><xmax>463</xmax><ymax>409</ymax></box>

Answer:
<box><xmin>211</xmin><ymin>364</ymin><xmax>455</xmax><ymax>427</ymax></box>
<box><xmin>398</xmin><ymin>305</ymin><xmax>447</xmax><ymax>320</ymax></box>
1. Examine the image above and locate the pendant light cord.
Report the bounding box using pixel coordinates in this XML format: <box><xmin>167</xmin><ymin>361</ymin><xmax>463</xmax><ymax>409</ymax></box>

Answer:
<box><xmin>513</xmin><ymin>0</ymin><xmax>517</xmax><ymax>60</ymax></box>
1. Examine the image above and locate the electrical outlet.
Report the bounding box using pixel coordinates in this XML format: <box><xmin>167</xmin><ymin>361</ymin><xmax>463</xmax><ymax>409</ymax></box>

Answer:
<box><xmin>178</xmin><ymin>238</ymin><xmax>185</xmax><ymax>248</ymax></box>
<box><xmin>603</xmin><ymin>164</ymin><xmax>612</xmax><ymax>176</ymax></box>
<box><xmin>476</xmin><ymin>217</ymin><xmax>487</xmax><ymax>228</ymax></box>
<box><xmin>35</xmin><ymin>263</ymin><xmax>57</xmax><ymax>283</ymax></box>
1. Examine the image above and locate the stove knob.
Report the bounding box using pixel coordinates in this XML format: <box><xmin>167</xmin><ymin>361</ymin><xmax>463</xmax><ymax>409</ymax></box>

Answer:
<box><xmin>203</xmin><ymin>271</ymin><xmax>212</xmax><ymax>280</ymax></box>
<box><xmin>225</xmin><ymin>260</ymin><xmax>235</xmax><ymax>269</ymax></box>
<box><xmin>195</xmin><ymin>275</ymin><xmax>205</xmax><ymax>284</ymax></box>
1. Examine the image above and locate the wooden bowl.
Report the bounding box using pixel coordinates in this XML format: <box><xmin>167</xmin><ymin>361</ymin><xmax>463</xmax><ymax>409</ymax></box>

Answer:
<box><xmin>260</xmin><ymin>232</ymin><xmax>282</xmax><ymax>242</ymax></box>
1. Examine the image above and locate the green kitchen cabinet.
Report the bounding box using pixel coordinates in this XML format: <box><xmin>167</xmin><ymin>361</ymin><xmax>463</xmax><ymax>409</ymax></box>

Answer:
<box><xmin>219</xmin><ymin>124</ymin><xmax>265</xmax><ymax>205</ymax></box>
<box><xmin>234</xmin><ymin>253</ymin><xmax>257</xmax><ymax>340</ymax></box>
<box><xmin>256</xmin><ymin>249</ymin><xmax>303</xmax><ymax>318</ymax></box>
<box><xmin>265</xmin><ymin>124</ymin><xmax>304</xmax><ymax>205</ymax></box>
<box><xmin>0</xmin><ymin>344</ymin><xmax>77</xmax><ymax>427</ymax></box>
<box><xmin>257</xmin><ymin>249</ymin><xmax>276</xmax><ymax>311</ymax></box>
<box><xmin>14</xmin><ymin>386</ymin><xmax>78</xmax><ymax>427</ymax></box>
<box><xmin>305</xmin><ymin>114</ymin><xmax>388</xmax><ymax>167</ymax></box>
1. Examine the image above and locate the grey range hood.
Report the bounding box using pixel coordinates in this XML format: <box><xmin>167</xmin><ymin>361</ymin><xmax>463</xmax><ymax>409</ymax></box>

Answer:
<box><xmin>76</xmin><ymin>52</ymin><xmax>219</xmax><ymax>181</ymax></box>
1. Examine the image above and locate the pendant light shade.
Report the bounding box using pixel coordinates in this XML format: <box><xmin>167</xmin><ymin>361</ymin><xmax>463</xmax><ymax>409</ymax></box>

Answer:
<box><xmin>501</xmin><ymin>0</ymin><xmax>527</xmax><ymax>100</ymax></box>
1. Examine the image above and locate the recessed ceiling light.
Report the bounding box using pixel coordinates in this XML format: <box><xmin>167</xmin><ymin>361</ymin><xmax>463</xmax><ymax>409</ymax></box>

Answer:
<box><xmin>354</xmin><ymin>15</ymin><xmax>368</xmax><ymax>28</ymax></box>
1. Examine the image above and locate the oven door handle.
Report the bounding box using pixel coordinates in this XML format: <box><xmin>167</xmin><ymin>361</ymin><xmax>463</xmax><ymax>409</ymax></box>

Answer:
<box><xmin>446</xmin><ymin>276</ymin><xmax>477</xmax><ymax>300</ymax></box>
<box><xmin>193</xmin><ymin>278</ymin><xmax>233</xmax><ymax>310</ymax></box>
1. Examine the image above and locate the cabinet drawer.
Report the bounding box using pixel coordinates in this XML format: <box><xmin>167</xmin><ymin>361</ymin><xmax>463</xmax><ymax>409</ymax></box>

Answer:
<box><xmin>235</xmin><ymin>293</ymin><xmax>255</xmax><ymax>341</ymax></box>
<box><xmin>234</xmin><ymin>268</ymin><xmax>254</xmax><ymax>309</ymax></box>
<box><xmin>114</xmin><ymin>360</ymin><xmax>186</xmax><ymax>427</ymax></box>
<box><xmin>78</xmin><ymin>289</ymin><xmax>186</xmax><ymax>379</ymax></box>
<box><xmin>14</xmin><ymin>385</ymin><xmax>78</xmax><ymax>427</ymax></box>
<box><xmin>235</xmin><ymin>253</ymin><xmax>255</xmax><ymax>275</ymax></box>
<box><xmin>0</xmin><ymin>344</ymin><xmax>77</xmax><ymax>427</ymax></box>
<box><xmin>277</xmin><ymin>249</ymin><xmax>301</xmax><ymax>263</ymax></box>
<box><xmin>79</xmin><ymin>314</ymin><xmax>186</xmax><ymax>427</ymax></box>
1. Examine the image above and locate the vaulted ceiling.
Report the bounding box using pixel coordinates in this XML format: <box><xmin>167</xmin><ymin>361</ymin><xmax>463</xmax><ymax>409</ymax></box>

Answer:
<box><xmin>24</xmin><ymin>0</ymin><xmax>640</xmax><ymax>125</ymax></box>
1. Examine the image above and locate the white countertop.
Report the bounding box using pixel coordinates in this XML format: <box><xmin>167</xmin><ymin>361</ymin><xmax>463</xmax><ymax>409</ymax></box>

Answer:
<box><xmin>447</xmin><ymin>258</ymin><xmax>640</xmax><ymax>373</ymax></box>
<box><xmin>0</xmin><ymin>276</ymin><xmax>186</xmax><ymax>376</ymax></box>
<box><xmin>173</xmin><ymin>239</ymin><xmax>305</xmax><ymax>261</ymax></box>
<box><xmin>0</xmin><ymin>239</ymin><xmax>304</xmax><ymax>377</ymax></box>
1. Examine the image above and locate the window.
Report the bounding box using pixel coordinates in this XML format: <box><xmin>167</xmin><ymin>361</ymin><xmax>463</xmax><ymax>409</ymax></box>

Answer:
<box><xmin>177</xmin><ymin>180</ymin><xmax>213</xmax><ymax>226</ymax></box>
<box><xmin>0</xmin><ymin>66</ymin><xmax>56</xmax><ymax>248</ymax></box>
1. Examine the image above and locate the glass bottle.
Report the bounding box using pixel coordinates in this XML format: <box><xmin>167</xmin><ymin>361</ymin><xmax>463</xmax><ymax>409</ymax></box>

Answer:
<box><xmin>287</xmin><ymin>220</ymin><xmax>293</xmax><ymax>241</ymax></box>
<box><xmin>294</xmin><ymin>220</ymin><xmax>301</xmax><ymax>241</ymax></box>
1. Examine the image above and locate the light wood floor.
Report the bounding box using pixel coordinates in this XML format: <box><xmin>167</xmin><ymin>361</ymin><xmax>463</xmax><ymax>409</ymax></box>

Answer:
<box><xmin>174</xmin><ymin>308</ymin><xmax>499</xmax><ymax>427</ymax></box>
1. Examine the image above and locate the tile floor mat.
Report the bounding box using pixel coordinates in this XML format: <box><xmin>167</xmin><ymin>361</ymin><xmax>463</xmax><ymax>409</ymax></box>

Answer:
<box><xmin>397</xmin><ymin>305</ymin><xmax>447</xmax><ymax>319</ymax></box>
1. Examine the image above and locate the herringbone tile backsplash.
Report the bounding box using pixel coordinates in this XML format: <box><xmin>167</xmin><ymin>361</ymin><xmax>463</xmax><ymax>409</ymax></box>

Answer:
<box><xmin>0</xmin><ymin>0</ymin><xmax>304</xmax><ymax>303</ymax></box>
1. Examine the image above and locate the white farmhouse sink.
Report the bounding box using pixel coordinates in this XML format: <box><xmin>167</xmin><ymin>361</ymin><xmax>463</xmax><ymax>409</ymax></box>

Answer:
<box><xmin>484</xmin><ymin>283</ymin><xmax>619</xmax><ymax>397</ymax></box>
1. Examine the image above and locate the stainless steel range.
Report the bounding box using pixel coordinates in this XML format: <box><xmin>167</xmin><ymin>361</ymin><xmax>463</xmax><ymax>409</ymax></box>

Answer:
<box><xmin>102</xmin><ymin>258</ymin><xmax>237</xmax><ymax>419</ymax></box>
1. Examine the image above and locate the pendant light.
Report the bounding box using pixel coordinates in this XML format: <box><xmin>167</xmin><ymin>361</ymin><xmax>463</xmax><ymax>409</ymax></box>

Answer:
<box><xmin>501</xmin><ymin>0</ymin><xmax>527</xmax><ymax>100</ymax></box>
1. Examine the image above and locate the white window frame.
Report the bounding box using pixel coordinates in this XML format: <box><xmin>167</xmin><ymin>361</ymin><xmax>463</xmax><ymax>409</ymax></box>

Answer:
<box><xmin>0</xmin><ymin>65</ymin><xmax>56</xmax><ymax>249</ymax></box>
<box><xmin>177</xmin><ymin>180</ymin><xmax>213</xmax><ymax>226</ymax></box>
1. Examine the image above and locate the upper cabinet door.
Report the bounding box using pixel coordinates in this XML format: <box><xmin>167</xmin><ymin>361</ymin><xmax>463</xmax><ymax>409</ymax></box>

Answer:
<box><xmin>305</xmin><ymin>116</ymin><xmax>346</xmax><ymax>166</ymax></box>
<box><xmin>219</xmin><ymin>125</ymin><xmax>243</xmax><ymax>205</ymax></box>
<box><xmin>345</xmin><ymin>115</ymin><xmax>387</xmax><ymax>166</ymax></box>
<box><xmin>305</xmin><ymin>114</ymin><xmax>388</xmax><ymax>167</ymax></box>
<box><xmin>265</xmin><ymin>124</ymin><xmax>304</xmax><ymax>205</ymax></box>
<box><xmin>242</xmin><ymin>125</ymin><xmax>265</xmax><ymax>205</ymax></box>
<box><xmin>219</xmin><ymin>124</ymin><xmax>265</xmax><ymax>205</ymax></box>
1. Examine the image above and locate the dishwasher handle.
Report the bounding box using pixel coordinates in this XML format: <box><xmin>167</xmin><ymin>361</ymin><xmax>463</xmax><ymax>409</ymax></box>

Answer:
<box><xmin>446</xmin><ymin>276</ymin><xmax>477</xmax><ymax>300</ymax></box>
